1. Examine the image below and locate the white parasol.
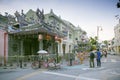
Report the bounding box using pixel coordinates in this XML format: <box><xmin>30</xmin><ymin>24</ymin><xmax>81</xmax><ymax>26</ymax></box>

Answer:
<box><xmin>37</xmin><ymin>50</ymin><xmax>48</xmax><ymax>55</ymax></box>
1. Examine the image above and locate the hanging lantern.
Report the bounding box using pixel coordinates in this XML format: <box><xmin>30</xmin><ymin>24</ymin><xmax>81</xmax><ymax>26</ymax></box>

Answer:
<box><xmin>58</xmin><ymin>38</ymin><xmax>62</xmax><ymax>43</ymax></box>
<box><xmin>46</xmin><ymin>35</ymin><xmax>51</xmax><ymax>40</ymax></box>
<box><xmin>55</xmin><ymin>36</ymin><xmax>62</xmax><ymax>43</ymax></box>
<box><xmin>38</xmin><ymin>34</ymin><xmax>43</xmax><ymax>41</ymax></box>
<box><xmin>55</xmin><ymin>36</ymin><xmax>58</xmax><ymax>40</ymax></box>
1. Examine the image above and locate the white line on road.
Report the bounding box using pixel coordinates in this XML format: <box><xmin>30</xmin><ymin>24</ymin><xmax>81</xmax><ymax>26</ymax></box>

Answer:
<box><xmin>16</xmin><ymin>69</ymin><xmax>46</xmax><ymax>80</ymax></box>
<box><xmin>75</xmin><ymin>74</ymin><xmax>99</xmax><ymax>80</ymax></box>
<box><xmin>111</xmin><ymin>59</ymin><xmax>117</xmax><ymax>62</ymax></box>
<box><xmin>110</xmin><ymin>71</ymin><xmax>120</xmax><ymax>76</ymax></box>
<box><xmin>102</xmin><ymin>59</ymin><xmax>118</xmax><ymax>63</ymax></box>
<box><xmin>102</xmin><ymin>59</ymin><xmax>107</xmax><ymax>62</ymax></box>
<box><xmin>43</xmin><ymin>71</ymin><xmax>100</xmax><ymax>80</ymax></box>
<box><xmin>81</xmin><ymin>67</ymin><xmax>104</xmax><ymax>70</ymax></box>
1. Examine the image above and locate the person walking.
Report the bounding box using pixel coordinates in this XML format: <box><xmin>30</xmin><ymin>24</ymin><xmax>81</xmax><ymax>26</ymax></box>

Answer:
<box><xmin>89</xmin><ymin>49</ymin><xmax>95</xmax><ymax>68</ymax></box>
<box><xmin>96</xmin><ymin>49</ymin><xmax>101</xmax><ymax>67</ymax></box>
<box><xmin>104</xmin><ymin>50</ymin><xmax>107</xmax><ymax>58</ymax></box>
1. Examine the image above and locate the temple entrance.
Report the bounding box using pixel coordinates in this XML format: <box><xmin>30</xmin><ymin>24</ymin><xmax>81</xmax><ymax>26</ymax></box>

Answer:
<box><xmin>23</xmin><ymin>38</ymin><xmax>39</xmax><ymax>55</ymax></box>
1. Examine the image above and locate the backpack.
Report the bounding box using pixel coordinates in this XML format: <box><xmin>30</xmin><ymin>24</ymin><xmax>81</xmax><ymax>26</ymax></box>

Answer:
<box><xmin>90</xmin><ymin>52</ymin><xmax>95</xmax><ymax>59</ymax></box>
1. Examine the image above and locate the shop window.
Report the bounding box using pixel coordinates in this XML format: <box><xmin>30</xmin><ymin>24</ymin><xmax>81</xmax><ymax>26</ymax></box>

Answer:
<box><xmin>69</xmin><ymin>34</ymin><xmax>72</xmax><ymax>39</ymax></box>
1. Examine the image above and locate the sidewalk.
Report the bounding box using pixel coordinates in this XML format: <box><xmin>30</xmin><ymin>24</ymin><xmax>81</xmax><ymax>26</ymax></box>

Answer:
<box><xmin>0</xmin><ymin>67</ymin><xmax>19</xmax><ymax>73</ymax></box>
<box><xmin>0</xmin><ymin>59</ymin><xmax>90</xmax><ymax>73</ymax></box>
<box><xmin>60</xmin><ymin>58</ymin><xmax>89</xmax><ymax>69</ymax></box>
<box><xmin>0</xmin><ymin>64</ymin><xmax>32</xmax><ymax>73</ymax></box>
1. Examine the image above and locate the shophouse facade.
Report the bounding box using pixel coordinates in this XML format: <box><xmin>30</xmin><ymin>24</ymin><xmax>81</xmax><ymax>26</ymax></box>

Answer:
<box><xmin>114</xmin><ymin>23</ymin><xmax>120</xmax><ymax>54</ymax></box>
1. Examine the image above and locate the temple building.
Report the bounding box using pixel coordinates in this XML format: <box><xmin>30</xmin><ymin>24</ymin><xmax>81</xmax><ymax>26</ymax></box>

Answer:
<box><xmin>0</xmin><ymin>9</ymin><xmax>88</xmax><ymax>63</ymax></box>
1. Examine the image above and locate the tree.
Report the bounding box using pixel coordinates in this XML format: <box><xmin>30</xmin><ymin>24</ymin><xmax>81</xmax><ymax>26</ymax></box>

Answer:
<box><xmin>103</xmin><ymin>40</ymin><xmax>108</xmax><ymax>49</ymax></box>
<box><xmin>89</xmin><ymin>36</ymin><xmax>98</xmax><ymax>50</ymax></box>
<box><xmin>117</xmin><ymin>0</ymin><xmax>120</xmax><ymax>8</ymax></box>
<box><xmin>89</xmin><ymin>36</ymin><xmax>98</xmax><ymax>45</ymax></box>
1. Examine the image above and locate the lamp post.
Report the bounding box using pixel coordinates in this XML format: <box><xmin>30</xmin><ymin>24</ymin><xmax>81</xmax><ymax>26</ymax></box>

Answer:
<box><xmin>97</xmin><ymin>26</ymin><xmax>102</xmax><ymax>48</ymax></box>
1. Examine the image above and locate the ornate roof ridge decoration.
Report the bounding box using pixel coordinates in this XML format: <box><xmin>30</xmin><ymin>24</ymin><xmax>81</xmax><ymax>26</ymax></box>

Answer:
<box><xmin>1</xmin><ymin>8</ymin><xmax>86</xmax><ymax>38</ymax></box>
<box><xmin>14</xmin><ymin>10</ymin><xmax>28</xmax><ymax>27</ymax></box>
<box><xmin>36</xmin><ymin>8</ymin><xmax>45</xmax><ymax>24</ymax></box>
<box><xmin>7</xmin><ymin>9</ymin><xmax>65</xmax><ymax>38</ymax></box>
<box><xmin>0</xmin><ymin>13</ymin><xmax>16</xmax><ymax>31</ymax></box>
<box><xmin>50</xmin><ymin>10</ymin><xmax>71</xmax><ymax>28</ymax></box>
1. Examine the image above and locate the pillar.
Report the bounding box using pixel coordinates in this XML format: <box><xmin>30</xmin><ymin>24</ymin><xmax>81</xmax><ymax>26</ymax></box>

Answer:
<box><xmin>39</xmin><ymin>40</ymin><xmax>43</xmax><ymax>50</ymax></box>
<box><xmin>20</xmin><ymin>40</ymin><xmax>23</xmax><ymax>56</ymax></box>
<box><xmin>4</xmin><ymin>33</ymin><xmax>7</xmax><ymax>66</ymax></box>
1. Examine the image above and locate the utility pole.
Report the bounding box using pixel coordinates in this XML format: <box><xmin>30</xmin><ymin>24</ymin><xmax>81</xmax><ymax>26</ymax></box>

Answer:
<box><xmin>97</xmin><ymin>26</ymin><xmax>102</xmax><ymax>48</ymax></box>
<box><xmin>97</xmin><ymin>26</ymin><xmax>102</xmax><ymax>42</ymax></box>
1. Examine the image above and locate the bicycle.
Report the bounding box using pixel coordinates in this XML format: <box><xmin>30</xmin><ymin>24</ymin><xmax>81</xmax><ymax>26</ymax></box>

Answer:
<box><xmin>31</xmin><ymin>61</ymin><xmax>39</xmax><ymax>69</ymax></box>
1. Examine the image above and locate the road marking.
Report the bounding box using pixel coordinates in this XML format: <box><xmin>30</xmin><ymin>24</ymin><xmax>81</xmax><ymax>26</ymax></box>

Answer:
<box><xmin>82</xmin><ymin>68</ymin><xmax>90</xmax><ymax>70</ymax></box>
<box><xmin>110</xmin><ymin>71</ymin><xmax>120</xmax><ymax>75</ymax></box>
<box><xmin>102</xmin><ymin>59</ymin><xmax>118</xmax><ymax>63</ymax></box>
<box><xmin>82</xmin><ymin>67</ymin><xmax>104</xmax><ymax>70</ymax></box>
<box><xmin>111</xmin><ymin>59</ymin><xmax>116</xmax><ymax>62</ymax></box>
<box><xmin>102</xmin><ymin>59</ymin><xmax>107</xmax><ymax>62</ymax></box>
<box><xmin>16</xmin><ymin>69</ymin><xmax>46</xmax><ymax>80</ymax></box>
<box><xmin>75</xmin><ymin>74</ymin><xmax>100</xmax><ymax>80</ymax></box>
<box><xmin>43</xmin><ymin>71</ymin><xmax>100</xmax><ymax>80</ymax></box>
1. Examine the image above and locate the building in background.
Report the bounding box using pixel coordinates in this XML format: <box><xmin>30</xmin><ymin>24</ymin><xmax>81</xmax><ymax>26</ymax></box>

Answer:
<box><xmin>114</xmin><ymin>23</ymin><xmax>120</xmax><ymax>55</ymax></box>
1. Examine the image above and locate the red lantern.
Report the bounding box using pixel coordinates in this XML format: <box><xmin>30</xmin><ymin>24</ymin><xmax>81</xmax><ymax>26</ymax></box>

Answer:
<box><xmin>55</xmin><ymin>36</ymin><xmax>58</xmax><ymax>40</ymax></box>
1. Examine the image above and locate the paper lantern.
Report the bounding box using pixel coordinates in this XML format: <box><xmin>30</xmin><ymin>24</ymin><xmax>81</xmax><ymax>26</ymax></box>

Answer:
<box><xmin>38</xmin><ymin>34</ymin><xmax>43</xmax><ymax>40</ymax></box>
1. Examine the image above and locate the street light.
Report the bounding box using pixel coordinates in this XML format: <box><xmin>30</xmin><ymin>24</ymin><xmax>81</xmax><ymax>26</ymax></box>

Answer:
<box><xmin>97</xmin><ymin>26</ymin><xmax>102</xmax><ymax>42</ymax></box>
<box><xmin>97</xmin><ymin>26</ymin><xmax>102</xmax><ymax>48</ymax></box>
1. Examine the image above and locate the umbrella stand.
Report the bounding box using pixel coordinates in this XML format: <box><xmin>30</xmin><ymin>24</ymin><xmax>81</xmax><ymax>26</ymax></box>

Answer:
<box><xmin>38</xmin><ymin>60</ymin><xmax>41</xmax><ymax>68</ymax></box>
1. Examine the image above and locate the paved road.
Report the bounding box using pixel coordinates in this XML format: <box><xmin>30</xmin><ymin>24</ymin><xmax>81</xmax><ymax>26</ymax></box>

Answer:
<box><xmin>0</xmin><ymin>55</ymin><xmax>120</xmax><ymax>80</ymax></box>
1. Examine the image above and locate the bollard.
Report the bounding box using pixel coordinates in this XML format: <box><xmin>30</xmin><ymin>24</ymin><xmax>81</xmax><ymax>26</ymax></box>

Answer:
<box><xmin>20</xmin><ymin>60</ymin><xmax>22</xmax><ymax>68</ymax></box>
<box><xmin>70</xmin><ymin>58</ymin><xmax>72</xmax><ymax>66</ymax></box>
<box><xmin>38</xmin><ymin>60</ymin><xmax>41</xmax><ymax>68</ymax></box>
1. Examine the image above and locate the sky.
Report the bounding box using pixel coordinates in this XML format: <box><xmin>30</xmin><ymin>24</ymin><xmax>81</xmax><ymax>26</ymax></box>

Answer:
<box><xmin>0</xmin><ymin>0</ymin><xmax>120</xmax><ymax>41</ymax></box>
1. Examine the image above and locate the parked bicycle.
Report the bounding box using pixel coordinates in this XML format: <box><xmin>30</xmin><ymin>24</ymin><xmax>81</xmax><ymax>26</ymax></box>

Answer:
<box><xmin>31</xmin><ymin>61</ymin><xmax>39</xmax><ymax>69</ymax></box>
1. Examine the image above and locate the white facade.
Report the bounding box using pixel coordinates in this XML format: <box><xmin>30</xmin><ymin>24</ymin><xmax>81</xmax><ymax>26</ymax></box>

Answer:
<box><xmin>43</xmin><ymin>9</ymin><xmax>86</xmax><ymax>55</ymax></box>
<box><xmin>114</xmin><ymin>23</ymin><xmax>120</xmax><ymax>54</ymax></box>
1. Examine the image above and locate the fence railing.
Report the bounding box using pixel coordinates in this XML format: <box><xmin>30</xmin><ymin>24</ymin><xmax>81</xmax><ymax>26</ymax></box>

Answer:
<box><xmin>0</xmin><ymin>55</ymin><xmax>42</xmax><ymax>68</ymax></box>
<box><xmin>0</xmin><ymin>53</ymin><xmax>88</xmax><ymax>68</ymax></box>
<box><xmin>0</xmin><ymin>54</ymin><xmax>63</xmax><ymax>68</ymax></box>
